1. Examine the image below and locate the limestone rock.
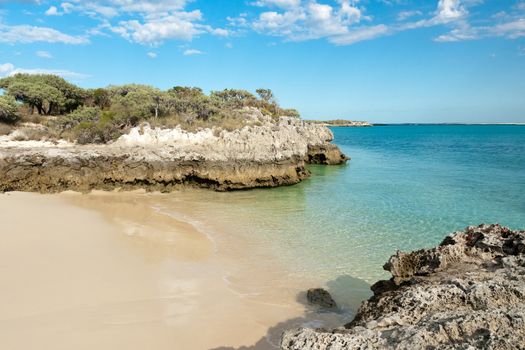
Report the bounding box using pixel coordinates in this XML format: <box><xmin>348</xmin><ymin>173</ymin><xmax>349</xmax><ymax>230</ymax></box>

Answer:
<box><xmin>281</xmin><ymin>224</ymin><xmax>525</xmax><ymax>350</ymax></box>
<box><xmin>306</xmin><ymin>144</ymin><xmax>349</xmax><ymax>165</ymax></box>
<box><xmin>0</xmin><ymin>116</ymin><xmax>348</xmax><ymax>193</ymax></box>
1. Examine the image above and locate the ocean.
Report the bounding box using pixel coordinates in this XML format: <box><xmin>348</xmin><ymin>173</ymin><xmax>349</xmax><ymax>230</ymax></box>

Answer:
<box><xmin>155</xmin><ymin>124</ymin><xmax>525</xmax><ymax>312</ymax></box>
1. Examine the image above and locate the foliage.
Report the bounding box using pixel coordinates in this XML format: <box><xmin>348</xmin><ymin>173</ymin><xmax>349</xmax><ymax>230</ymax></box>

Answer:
<box><xmin>211</xmin><ymin>89</ymin><xmax>257</xmax><ymax>109</ymax></box>
<box><xmin>106</xmin><ymin>84</ymin><xmax>166</xmax><ymax>120</ymax></box>
<box><xmin>72</xmin><ymin>111</ymin><xmax>122</xmax><ymax>144</ymax></box>
<box><xmin>281</xmin><ymin>108</ymin><xmax>300</xmax><ymax>118</ymax></box>
<box><xmin>0</xmin><ymin>74</ymin><xmax>86</xmax><ymax>115</ymax></box>
<box><xmin>51</xmin><ymin>106</ymin><xmax>101</xmax><ymax>134</ymax></box>
<box><xmin>0</xmin><ymin>94</ymin><xmax>19</xmax><ymax>123</ymax></box>
<box><xmin>256</xmin><ymin>88</ymin><xmax>274</xmax><ymax>103</ymax></box>
<box><xmin>91</xmin><ymin>88</ymin><xmax>111</xmax><ymax>109</ymax></box>
<box><xmin>1</xmin><ymin>74</ymin><xmax>301</xmax><ymax>144</ymax></box>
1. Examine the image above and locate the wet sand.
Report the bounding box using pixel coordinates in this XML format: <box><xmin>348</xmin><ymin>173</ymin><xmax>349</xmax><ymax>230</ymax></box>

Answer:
<box><xmin>0</xmin><ymin>192</ymin><xmax>351</xmax><ymax>350</ymax></box>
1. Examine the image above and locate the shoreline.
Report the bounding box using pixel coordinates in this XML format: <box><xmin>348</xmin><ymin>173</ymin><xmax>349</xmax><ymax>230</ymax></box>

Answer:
<box><xmin>0</xmin><ymin>119</ymin><xmax>348</xmax><ymax>194</ymax></box>
<box><xmin>0</xmin><ymin>191</ymin><xmax>354</xmax><ymax>349</ymax></box>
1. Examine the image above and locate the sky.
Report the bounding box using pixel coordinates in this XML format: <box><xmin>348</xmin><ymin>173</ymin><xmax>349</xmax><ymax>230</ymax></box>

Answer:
<box><xmin>0</xmin><ymin>0</ymin><xmax>524</xmax><ymax>123</ymax></box>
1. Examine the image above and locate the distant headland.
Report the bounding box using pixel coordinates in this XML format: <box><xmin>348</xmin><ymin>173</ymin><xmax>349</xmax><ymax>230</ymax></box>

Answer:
<box><xmin>307</xmin><ymin>119</ymin><xmax>373</xmax><ymax>127</ymax></box>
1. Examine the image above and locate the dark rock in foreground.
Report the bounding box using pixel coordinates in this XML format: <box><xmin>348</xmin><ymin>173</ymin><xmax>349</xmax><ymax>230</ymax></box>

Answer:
<box><xmin>307</xmin><ymin>288</ymin><xmax>337</xmax><ymax>309</ymax></box>
<box><xmin>281</xmin><ymin>224</ymin><xmax>525</xmax><ymax>349</ymax></box>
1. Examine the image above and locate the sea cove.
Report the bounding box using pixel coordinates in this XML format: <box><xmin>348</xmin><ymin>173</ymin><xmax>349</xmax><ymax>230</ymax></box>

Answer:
<box><xmin>2</xmin><ymin>125</ymin><xmax>523</xmax><ymax>349</ymax></box>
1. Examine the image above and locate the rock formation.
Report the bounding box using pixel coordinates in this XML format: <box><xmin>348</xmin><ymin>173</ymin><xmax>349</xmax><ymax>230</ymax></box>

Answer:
<box><xmin>0</xmin><ymin>112</ymin><xmax>348</xmax><ymax>193</ymax></box>
<box><xmin>281</xmin><ymin>224</ymin><xmax>525</xmax><ymax>350</ymax></box>
<box><xmin>306</xmin><ymin>288</ymin><xmax>338</xmax><ymax>309</ymax></box>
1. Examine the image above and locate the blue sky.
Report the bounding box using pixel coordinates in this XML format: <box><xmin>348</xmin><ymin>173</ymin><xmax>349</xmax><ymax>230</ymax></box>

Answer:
<box><xmin>0</xmin><ymin>0</ymin><xmax>524</xmax><ymax>123</ymax></box>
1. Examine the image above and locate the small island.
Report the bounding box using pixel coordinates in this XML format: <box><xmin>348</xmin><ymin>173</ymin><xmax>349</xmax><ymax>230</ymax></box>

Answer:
<box><xmin>308</xmin><ymin>119</ymin><xmax>373</xmax><ymax>127</ymax></box>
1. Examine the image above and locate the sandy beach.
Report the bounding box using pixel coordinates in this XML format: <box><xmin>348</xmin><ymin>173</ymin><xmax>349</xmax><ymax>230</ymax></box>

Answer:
<box><xmin>0</xmin><ymin>192</ymin><xmax>348</xmax><ymax>350</ymax></box>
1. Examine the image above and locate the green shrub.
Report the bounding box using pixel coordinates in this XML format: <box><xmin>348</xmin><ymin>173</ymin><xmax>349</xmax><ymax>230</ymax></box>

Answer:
<box><xmin>2</xmin><ymin>74</ymin><xmax>302</xmax><ymax>143</ymax></box>
<box><xmin>0</xmin><ymin>95</ymin><xmax>20</xmax><ymax>123</ymax></box>
<box><xmin>52</xmin><ymin>106</ymin><xmax>101</xmax><ymax>134</ymax></box>
<box><xmin>72</xmin><ymin>111</ymin><xmax>124</xmax><ymax>144</ymax></box>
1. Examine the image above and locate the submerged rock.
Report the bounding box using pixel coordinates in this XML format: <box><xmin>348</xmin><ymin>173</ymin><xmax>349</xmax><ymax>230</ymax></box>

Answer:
<box><xmin>0</xmin><ymin>116</ymin><xmax>348</xmax><ymax>193</ymax></box>
<box><xmin>306</xmin><ymin>288</ymin><xmax>337</xmax><ymax>309</ymax></box>
<box><xmin>281</xmin><ymin>224</ymin><xmax>525</xmax><ymax>349</ymax></box>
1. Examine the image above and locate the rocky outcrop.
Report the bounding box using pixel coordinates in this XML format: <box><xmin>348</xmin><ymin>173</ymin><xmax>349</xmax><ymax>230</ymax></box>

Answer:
<box><xmin>0</xmin><ymin>114</ymin><xmax>348</xmax><ymax>193</ymax></box>
<box><xmin>281</xmin><ymin>224</ymin><xmax>525</xmax><ymax>350</ymax></box>
<box><xmin>306</xmin><ymin>144</ymin><xmax>349</xmax><ymax>165</ymax></box>
<box><xmin>306</xmin><ymin>288</ymin><xmax>337</xmax><ymax>309</ymax></box>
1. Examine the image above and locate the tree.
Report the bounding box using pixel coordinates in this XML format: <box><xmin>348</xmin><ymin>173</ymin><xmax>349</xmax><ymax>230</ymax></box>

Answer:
<box><xmin>256</xmin><ymin>88</ymin><xmax>274</xmax><ymax>103</ymax></box>
<box><xmin>0</xmin><ymin>95</ymin><xmax>19</xmax><ymax>123</ymax></box>
<box><xmin>168</xmin><ymin>86</ymin><xmax>204</xmax><ymax>99</ymax></box>
<box><xmin>107</xmin><ymin>84</ymin><xmax>166</xmax><ymax>121</ymax></box>
<box><xmin>211</xmin><ymin>89</ymin><xmax>257</xmax><ymax>108</ymax></box>
<box><xmin>0</xmin><ymin>74</ymin><xmax>86</xmax><ymax>115</ymax></box>
<box><xmin>281</xmin><ymin>108</ymin><xmax>300</xmax><ymax>118</ymax></box>
<box><xmin>92</xmin><ymin>88</ymin><xmax>111</xmax><ymax>109</ymax></box>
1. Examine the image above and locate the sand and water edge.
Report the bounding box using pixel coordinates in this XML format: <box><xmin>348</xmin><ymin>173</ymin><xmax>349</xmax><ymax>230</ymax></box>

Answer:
<box><xmin>0</xmin><ymin>191</ymin><xmax>356</xmax><ymax>350</ymax></box>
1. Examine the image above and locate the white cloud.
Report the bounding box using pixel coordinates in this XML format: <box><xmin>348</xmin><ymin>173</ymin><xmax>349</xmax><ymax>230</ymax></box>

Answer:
<box><xmin>434</xmin><ymin>12</ymin><xmax>525</xmax><ymax>43</ymax></box>
<box><xmin>490</xmin><ymin>19</ymin><xmax>525</xmax><ymax>39</ymax></box>
<box><xmin>435</xmin><ymin>0</ymin><xmax>467</xmax><ymax>23</ymax></box>
<box><xmin>45</xmin><ymin>6</ymin><xmax>59</xmax><ymax>16</ymax></box>
<box><xmin>45</xmin><ymin>1</ymin><xmax>226</xmax><ymax>45</ymax></box>
<box><xmin>112</xmin><ymin>11</ymin><xmax>204</xmax><ymax>45</ymax></box>
<box><xmin>183</xmin><ymin>49</ymin><xmax>203</xmax><ymax>56</ymax></box>
<box><xmin>250</xmin><ymin>0</ymin><xmax>365</xmax><ymax>42</ymax></box>
<box><xmin>397</xmin><ymin>10</ymin><xmax>422</xmax><ymax>21</ymax></box>
<box><xmin>44</xmin><ymin>3</ymin><xmax>74</xmax><ymax>16</ymax></box>
<box><xmin>59</xmin><ymin>0</ymin><xmax>189</xmax><ymax>18</ymax></box>
<box><xmin>36</xmin><ymin>50</ymin><xmax>53</xmax><ymax>58</ymax></box>
<box><xmin>210</xmin><ymin>27</ymin><xmax>229</xmax><ymax>37</ymax></box>
<box><xmin>147</xmin><ymin>51</ymin><xmax>157</xmax><ymax>58</ymax></box>
<box><xmin>0</xmin><ymin>24</ymin><xmax>88</xmax><ymax>44</ymax></box>
<box><xmin>435</xmin><ymin>26</ymin><xmax>477</xmax><ymax>42</ymax></box>
<box><xmin>252</xmin><ymin>0</ymin><xmax>301</xmax><ymax>9</ymax></box>
<box><xmin>0</xmin><ymin>63</ymin><xmax>15</xmax><ymax>75</ymax></box>
<box><xmin>0</xmin><ymin>62</ymin><xmax>88</xmax><ymax>80</ymax></box>
<box><xmin>330</xmin><ymin>24</ymin><xmax>390</xmax><ymax>45</ymax></box>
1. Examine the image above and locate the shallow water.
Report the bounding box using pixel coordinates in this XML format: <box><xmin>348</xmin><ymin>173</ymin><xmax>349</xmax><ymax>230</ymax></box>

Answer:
<box><xmin>2</xmin><ymin>125</ymin><xmax>523</xmax><ymax>349</ymax></box>
<box><xmin>161</xmin><ymin>125</ymin><xmax>525</xmax><ymax>286</ymax></box>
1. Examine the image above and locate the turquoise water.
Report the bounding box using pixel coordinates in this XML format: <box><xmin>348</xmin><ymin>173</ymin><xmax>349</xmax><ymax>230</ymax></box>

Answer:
<box><xmin>167</xmin><ymin>125</ymin><xmax>525</xmax><ymax>285</ymax></box>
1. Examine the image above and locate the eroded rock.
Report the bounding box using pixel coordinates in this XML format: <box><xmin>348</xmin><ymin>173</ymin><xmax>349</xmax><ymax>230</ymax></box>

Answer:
<box><xmin>306</xmin><ymin>288</ymin><xmax>337</xmax><ymax>309</ymax></box>
<box><xmin>306</xmin><ymin>144</ymin><xmax>349</xmax><ymax>165</ymax></box>
<box><xmin>0</xmin><ymin>117</ymin><xmax>348</xmax><ymax>193</ymax></box>
<box><xmin>282</xmin><ymin>224</ymin><xmax>525</xmax><ymax>350</ymax></box>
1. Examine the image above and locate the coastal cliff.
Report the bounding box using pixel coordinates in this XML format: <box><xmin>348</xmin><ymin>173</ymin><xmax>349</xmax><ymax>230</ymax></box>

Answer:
<box><xmin>0</xmin><ymin>114</ymin><xmax>347</xmax><ymax>192</ymax></box>
<box><xmin>281</xmin><ymin>224</ymin><xmax>525</xmax><ymax>349</ymax></box>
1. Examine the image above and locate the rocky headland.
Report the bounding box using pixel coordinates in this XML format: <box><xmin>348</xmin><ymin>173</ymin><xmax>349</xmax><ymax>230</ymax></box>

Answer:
<box><xmin>309</xmin><ymin>120</ymin><xmax>373</xmax><ymax>127</ymax></box>
<box><xmin>282</xmin><ymin>224</ymin><xmax>525</xmax><ymax>349</ymax></box>
<box><xmin>0</xmin><ymin>110</ymin><xmax>348</xmax><ymax>193</ymax></box>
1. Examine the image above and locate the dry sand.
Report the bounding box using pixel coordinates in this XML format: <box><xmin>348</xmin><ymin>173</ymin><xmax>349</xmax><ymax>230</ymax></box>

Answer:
<box><xmin>0</xmin><ymin>192</ymin><xmax>345</xmax><ymax>350</ymax></box>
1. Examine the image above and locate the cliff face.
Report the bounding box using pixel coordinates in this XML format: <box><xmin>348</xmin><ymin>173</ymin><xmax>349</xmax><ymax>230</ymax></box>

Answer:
<box><xmin>0</xmin><ymin>114</ymin><xmax>347</xmax><ymax>192</ymax></box>
<box><xmin>281</xmin><ymin>224</ymin><xmax>525</xmax><ymax>350</ymax></box>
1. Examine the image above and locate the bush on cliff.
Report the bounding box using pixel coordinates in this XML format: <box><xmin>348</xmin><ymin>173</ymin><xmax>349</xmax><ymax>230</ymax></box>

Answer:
<box><xmin>0</xmin><ymin>94</ymin><xmax>20</xmax><ymax>123</ymax></box>
<box><xmin>1</xmin><ymin>74</ymin><xmax>301</xmax><ymax>144</ymax></box>
<box><xmin>71</xmin><ymin>111</ymin><xmax>124</xmax><ymax>144</ymax></box>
